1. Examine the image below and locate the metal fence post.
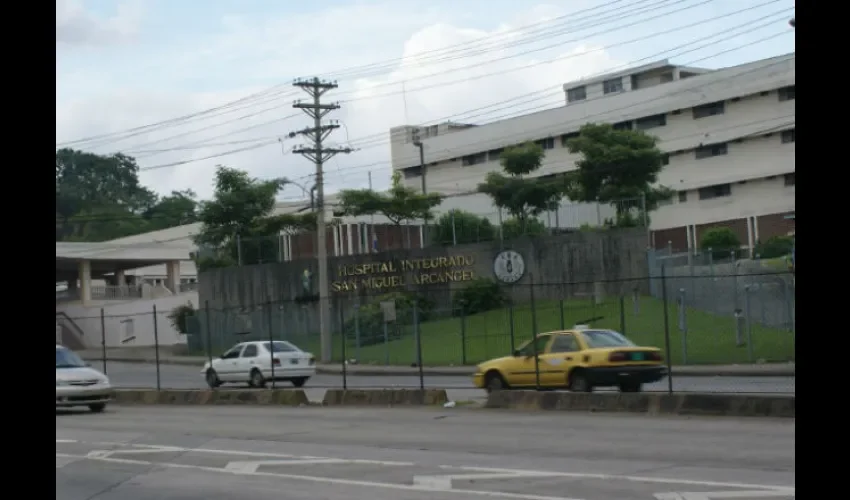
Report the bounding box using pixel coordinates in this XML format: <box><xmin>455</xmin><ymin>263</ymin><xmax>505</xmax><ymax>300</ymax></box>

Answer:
<box><xmin>460</xmin><ymin>308</ymin><xmax>467</xmax><ymax>365</ymax></box>
<box><xmin>530</xmin><ymin>277</ymin><xmax>541</xmax><ymax>390</ymax></box>
<box><xmin>266</xmin><ymin>301</ymin><xmax>276</xmax><ymax>389</ymax></box>
<box><xmin>383</xmin><ymin>320</ymin><xmax>389</xmax><ymax>366</ymax></box>
<box><xmin>508</xmin><ymin>303</ymin><xmax>515</xmax><ymax>353</ymax></box>
<box><xmin>660</xmin><ymin>265</ymin><xmax>673</xmax><ymax>394</ymax></box>
<box><xmin>450</xmin><ymin>211</ymin><xmax>458</xmax><ymax>245</ymax></box>
<box><xmin>339</xmin><ymin>301</ymin><xmax>347</xmax><ymax>390</ymax></box>
<box><xmin>354</xmin><ymin>303</ymin><xmax>361</xmax><ymax>362</ymax></box>
<box><xmin>152</xmin><ymin>304</ymin><xmax>161</xmax><ymax>391</ymax></box>
<box><xmin>744</xmin><ymin>286</ymin><xmax>754</xmax><ymax>363</ymax></box>
<box><xmin>632</xmin><ymin>286</ymin><xmax>640</xmax><ymax>315</ymax></box>
<box><xmin>413</xmin><ymin>300</ymin><xmax>424</xmax><ymax>390</ymax></box>
<box><xmin>619</xmin><ymin>295</ymin><xmax>626</xmax><ymax>336</ymax></box>
<box><xmin>677</xmin><ymin>289</ymin><xmax>688</xmax><ymax>365</ymax></box>
<box><xmin>204</xmin><ymin>300</ymin><xmax>213</xmax><ymax>367</ymax></box>
<box><xmin>558</xmin><ymin>297</ymin><xmax>565</xmax><ymax>329</ymax></box>
<box><xmin>99</xmin><ymin>308</ymin><xmax>107</xmax><ymax>375</ymax></box>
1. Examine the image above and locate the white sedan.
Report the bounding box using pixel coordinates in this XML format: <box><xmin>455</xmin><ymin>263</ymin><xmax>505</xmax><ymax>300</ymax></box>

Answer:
<box><xmin>56</xmin><ymin>345</ymin><xmax>113</xmax><ymax>412</ymax></box>
<box><xmin>201</xmin><ymin>340</ymin><xmax>316</xmax><ymax>389</ymax></box>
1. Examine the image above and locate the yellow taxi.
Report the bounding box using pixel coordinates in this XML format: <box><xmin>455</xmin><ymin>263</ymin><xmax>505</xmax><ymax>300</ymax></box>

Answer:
<box><xmin>473</xmin><ymin>326</ymin><xmax>667</xmax><ymax>393</ymax></box>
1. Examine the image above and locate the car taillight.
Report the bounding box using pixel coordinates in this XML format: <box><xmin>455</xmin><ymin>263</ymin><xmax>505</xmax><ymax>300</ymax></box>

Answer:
<box><xmin>648</xmin><ymin>352</ymin><xmax>662</xmax><ymax>361</ymax></box>
<box><xmin>309</xmin><ymin>358</ymin><xmax>315</xmax><ymax>365</ymax></box>
<box><xmin>272</xmin><ymin>358</ymin><xmax>281</xmax><ymax>366</ymax></box>
<box><xmin>608</xmin><ymin>352</ymin><xmax>627</xmax><ymax>362</ymax></box>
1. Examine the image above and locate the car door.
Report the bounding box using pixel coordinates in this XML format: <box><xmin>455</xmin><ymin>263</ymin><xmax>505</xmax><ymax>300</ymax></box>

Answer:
<box><xmin>504</xmin><ymin>334</ymin><xmax>552</xmax><ymax>387</ymax></box>
<box><xmin>539</xmin><ymin>333</ymin><xmax>580</xmax><ymax>387</ymax></box>
<box><xmin>214</xmin><ymin>345</ymin><xmax>244</xmax><ymax>381</ymax></box>
<box><xmin>237</xmin><ymin>344</ymin><xmax>260</xmax><ymax>381</ymax></box>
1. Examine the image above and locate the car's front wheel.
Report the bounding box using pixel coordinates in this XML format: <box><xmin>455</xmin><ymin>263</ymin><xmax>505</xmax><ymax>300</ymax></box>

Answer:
<box><xmin>89</xmin><ymin>403</ymin><xmax>106</xmax><ymax>413</ymax></box>
<box><xmin>485</xmin><ymin>371</ymin><xmax>508</xmax><ymax>393</ymax></box>
<box><xmin>568</xmin><ymin>369</ymin><xmax>593</xmax><ymax>392</ymax></box>
<box><xmin>205</xmin><ymin>369</ymin><xmax>222</xmax><ymax>389</ymax></box>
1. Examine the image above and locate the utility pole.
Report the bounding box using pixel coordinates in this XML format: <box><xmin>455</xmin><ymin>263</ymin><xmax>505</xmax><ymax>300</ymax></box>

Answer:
<box><xmin>290</xmin><ymin>77</ymin><xmax>352</xmax><ymax>363</ymax></box>
<box><xmin>413</xmin><ymin>134</ymin><xmax>428</xmax><ymax>245</ymax></box>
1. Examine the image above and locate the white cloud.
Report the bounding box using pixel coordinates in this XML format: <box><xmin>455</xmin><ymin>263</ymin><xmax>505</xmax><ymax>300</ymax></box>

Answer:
<box><xmin>56</xmin><ymin>0</ymin><xmax>143</xmax><ymax>46</ymax></box>
<box><xmin>56</xmin><ymin>3</ymin><xmax>624</xmax><ymax>200</ymax></box>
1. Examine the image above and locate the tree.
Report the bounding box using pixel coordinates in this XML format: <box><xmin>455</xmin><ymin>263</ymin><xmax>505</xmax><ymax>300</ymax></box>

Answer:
<box><xmin>565</xmin><ymin>123</ymin><xmax>673</xmax><ymax>220</ymax></box>
<box><xmin>194</xmin><ymin>166</ymin><xmax>316</xmax><ymax>270</ymax></box>
<box><xmin>335</xmin><ymin>171</ymin><xmax>444</xmax><ymax>247</ymax></box>
<box><xmin>56</xmin><ymin>148</ymin><xmax>157</xmax><ymax>241</ymax></box>
<box><xmin>144</xmin><ymin>189</ymin><xmax>199</xmax><ymax>231</ymax></box>
<box><xmin>433</xmin><ymin>210</ymin><xmax>495</xmax><ymax>245</ymax></box>
<box><xmin>477</xmin><ymin>142</ymin><xmax>562</xmax><ymax>233</ymax></box>
<box><xmin>501</xmin><ymin>217</ymin><xmax>546</xmax><ymax>240</ymax></box>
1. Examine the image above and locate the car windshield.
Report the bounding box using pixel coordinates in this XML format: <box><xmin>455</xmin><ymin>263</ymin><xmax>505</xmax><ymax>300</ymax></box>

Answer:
<box><xmin>56</xmin><ymin>348</ymin><xmax>86</xmax><ymax>368</ymax></box>
<box><xmin>263</xmin><ymin>341</ymin><xmax>301</xmax><ymax>353</ymax></box>
<box><xmin>580</xmin><ymin>330</ymin><xmax>636</xmax><ymax>348</ymax></box>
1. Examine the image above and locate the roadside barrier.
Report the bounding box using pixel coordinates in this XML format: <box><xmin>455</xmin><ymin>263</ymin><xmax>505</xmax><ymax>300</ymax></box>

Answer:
<box><xmin>322</xmin><ymin>389</ymin><xmax>449</xmax><ymax>406</ymax></box>
<box><xmin>113</xmin><ymin>389</ymin><xmax>309</xmax><ymax>406</ymax></box>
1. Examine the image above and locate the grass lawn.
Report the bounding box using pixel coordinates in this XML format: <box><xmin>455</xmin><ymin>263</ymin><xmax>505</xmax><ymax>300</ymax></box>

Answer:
<box><xmin>292</xmin><ymin>296</ymin><xmax>795</xmax><ymax>366</ymax></box>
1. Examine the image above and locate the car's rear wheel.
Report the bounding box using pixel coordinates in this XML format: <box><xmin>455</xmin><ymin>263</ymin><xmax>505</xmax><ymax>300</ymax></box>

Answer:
<box><xmin>291</xmin><ymin>377</ymin><xmax>308</xmax><ymax>388</ymax></box>
<box><xmin>485</xmin><ymin>371</ymin><xmax>508</xmax><ymax>393</ymax></box>
<box><xmin>206</xmin><ymin>369</ymin><xmax>222</xmax><ymax>389</ymax></box>
<box><xmin>89</xmin><ymin>403</ymin><xmax>106</xmax><ymax>413</ymax></box>
<box><xmin>619</xmin><ymin>381</ymin><xmax>642</xmax><ymax>393</ymax></box>
<box><xmin>568</xmin><ymin>369</ymin><xmax>593</xmax><ymax>392</ymax></box>
<box><xmin>250</xmin><ymin>369</ymin><xmax>266</xmax><ymax>388</ymax></box>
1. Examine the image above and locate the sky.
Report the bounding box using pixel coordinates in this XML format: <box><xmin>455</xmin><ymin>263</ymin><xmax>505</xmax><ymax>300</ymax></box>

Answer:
<box><xmin>56</xmin><ymin>0</ymin><xmax>795</xmax><ymax>202</ymax></box>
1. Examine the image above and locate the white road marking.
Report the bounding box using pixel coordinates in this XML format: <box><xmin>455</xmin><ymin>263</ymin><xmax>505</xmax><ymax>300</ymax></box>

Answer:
<box><xmin>439</xmin><ymin>466</ymin><xmax>794</xmax><ymax>492</ymax></box>
<box><xmin>414</xmin><ymin>470</ymin><xmax>563</xmax><ymax>491</ymax></box>
<box><xmin>55</xmin><ymin>453</ymin><xmax>582</xmax><ymax>500</ymax></box>
<box><xmin>654</xmin><ymin>491</ymin><xmax>794</xmax><ymax>499</ymax></box>
<box><xmin>224</xmin><ymin>458</ymin><xmax>414</xmax><ymax>473</ymax></box>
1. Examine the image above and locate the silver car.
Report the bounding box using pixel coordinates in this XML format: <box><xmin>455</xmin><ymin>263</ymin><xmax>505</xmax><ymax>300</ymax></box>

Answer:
<box><xmin>56</xmin><ymin>345</ymin><xmax>112</xmax><ymax>412</ymax></box>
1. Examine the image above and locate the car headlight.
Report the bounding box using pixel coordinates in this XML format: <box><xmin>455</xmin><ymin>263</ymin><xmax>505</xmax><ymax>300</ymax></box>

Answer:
<box><xmin>100</xmin><ymin>377</ymin><xmax>111</xmax><ymax>386</ymax></box>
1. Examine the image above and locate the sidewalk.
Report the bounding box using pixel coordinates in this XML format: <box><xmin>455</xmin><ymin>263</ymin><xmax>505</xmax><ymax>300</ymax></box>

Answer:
<box><xmin>76</xmin><ymin>348</ymin><xmax>795</xmax><ymax>378</ymax></box>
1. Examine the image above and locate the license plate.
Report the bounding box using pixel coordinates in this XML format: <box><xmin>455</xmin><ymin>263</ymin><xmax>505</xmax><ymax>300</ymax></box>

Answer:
<box><xmin>632</xmin><ymin>353</ymin><xmax>645</xmax><ymax>361</ymax></box>
<box><xmin>290</xmin><ymin>359</ymin><xmax>299</xmax><ymax>365</ymax></box>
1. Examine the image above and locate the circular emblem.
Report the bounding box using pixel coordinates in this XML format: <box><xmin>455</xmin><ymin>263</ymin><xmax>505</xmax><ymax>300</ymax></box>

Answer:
<box><xmin>493</xmin><ymin>250</ymin><xmax>525</xmax><ymax>284</ymax></box>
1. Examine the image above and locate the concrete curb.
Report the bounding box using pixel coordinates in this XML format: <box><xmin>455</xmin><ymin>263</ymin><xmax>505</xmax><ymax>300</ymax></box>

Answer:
<box><xmin>83</xmin><ymin>356</ymin><xmax>795</xmax><ymax>378</ymax></box>
<box><xmin>322</xmin><ymin>389</ymin><xmax>449</xmax><ymax>406</ymax></box>
<box><xmin>484</xmin><ymin>390</ymin><xmax>795</xmax><ymax>418</ymax></box>
<box><xmin>113</xmin><ymin>389</ymin><xmax>309</xmax><ymax>406</ymax></box>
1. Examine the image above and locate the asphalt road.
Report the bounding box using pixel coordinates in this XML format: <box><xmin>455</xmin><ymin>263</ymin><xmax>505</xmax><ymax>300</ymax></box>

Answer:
<box><xmin>56</xmin><ymin>405</ymin><xmax>795</xmax><ymax>500</ymax></box>
<box><xmin>100</xmin><ymin>361</ymin><xmax>796</xmax><ymax>402</ymax></box>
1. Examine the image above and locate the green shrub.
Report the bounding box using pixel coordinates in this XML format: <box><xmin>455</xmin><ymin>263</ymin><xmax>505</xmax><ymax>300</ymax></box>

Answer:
<box><xmin>168</xmin><ymin>302</ymin><xmax>197</xmax><ymax>334</ymax></box>
<box><xmin>451</xmin><ymin>278</ymin><xmax>508</xmax><ymax>316</ymax></box>
<box><xmin>433</xmin><ymin>210</ymin><xmax>495</xmax><ymax>245</ymax></box>
<box><xmin>700</xmin><ymin>227</ymin><xmax>740</xmax><ymax>259</ymax></box>
<box><xmin>501</xmin><ymin>217</ymin><xmax>546</xmax><ymax>239</ymax></box>
<box><xmin>343</xmin><ymin>292</ymin><xmax>434</xmax><ymax>346</ymax></box>
<box><xmin>754</xmin><ymin>236</ymin><xmax>794</xmax><ymax>259</ymax></box>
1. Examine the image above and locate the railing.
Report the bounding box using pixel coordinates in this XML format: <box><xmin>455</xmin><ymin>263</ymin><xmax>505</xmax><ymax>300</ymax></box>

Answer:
<box><xmin>56</xmin><ymin>285</ymin><xmax>145</xmax><ymax>303</ymax></box>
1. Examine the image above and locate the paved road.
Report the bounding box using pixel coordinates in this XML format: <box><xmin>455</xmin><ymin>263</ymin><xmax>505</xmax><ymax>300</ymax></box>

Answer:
<box><xmin>100</xmin><ymin>361</ymin><xmax>796</xmax><ymax>401</ymax></box>
<box><xmin>56</xmin><ymin>405</ymin><xmax>795</xmax><ymax>500</ymax></box>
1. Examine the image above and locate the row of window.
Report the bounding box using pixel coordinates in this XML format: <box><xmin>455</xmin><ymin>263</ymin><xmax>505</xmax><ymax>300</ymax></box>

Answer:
<box><xmin>402</xmin><ymin>86</ymin><xmax>795</xmax><ymax>178</ymax></box>
<box><xmin>671</xmin><ymin>172</ymin><xmax>795</xmax><ymax>205</ymax></box>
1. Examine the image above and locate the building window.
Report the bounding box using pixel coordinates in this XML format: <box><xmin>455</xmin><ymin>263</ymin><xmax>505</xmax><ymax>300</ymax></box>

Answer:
<box><xmin>561</xmin><ymin>132</ymin><xmax>579</xmax><ymax>147</ymax></box>
<box><xmin>635</xmin><ymin>114</ymin><xmax>667</xmax><ymax>130</ymax></box>
<box><xmin>461</xmin><ymin>152</ymin><xmax>487</xmax><ymax>166</ymax></box>
<box><xmin>402</xmin><ymin>166</ymin><xmax>422</xmax><ymax>178</ymax></box>
<box><xmin>692</xmin><ymin>101</ymin><xmax>725</xmax><ymax>119</ymax></box>
<box><xmin>778</xmin><ymin>86</ymin><xmax>795</xmax><ymax>101</ymax></box>
<box><xmin>567</xmin><ymin>86</ymin><xmax>586</xmax><ymax>102</ymax></box>
<box><xmin>660</xmin><ymin>72</ymin><xmax>674</xmax><ymax>83</ymax></box>
<box><xmin>612</xmin><ymin>121</ymin><xmax>632</xmax><ymax>131</ymax></box>
<box><xmin>488</xmin><ymin>148</ymin><xmax>504</xmax><ymax>161</ymax></box>
<box><xmin>695</xmin><ymin>143</ymin><xmax>728</xmax><ymax>159</ymax></box>
<box><xmin>784</xmin><ymin>173</ymin><xmax>795</xmax><ymax>186</ymax></box>
<box><xmin>698</xmin><ymin>183</ymin><xmax>732</xmax><ymax>200</ymax></box>
<box><xmin>603</xmin><ymin>77</ymin><xmax>623</xmax><ymax>94</ymax></box>
<box><xmin>781</xmin><ymin>129</ymin><xmax>795</xmax><ymax>143</ymax></box>
<box><xmin>536</xmin><ymin>137</ymin><xmax>555</xmax><ymax>150</ymax></box>
<box><xmin>678</xmin><ymin>191</ymin><xmax>688</xmax><ymax>203</ymax></box>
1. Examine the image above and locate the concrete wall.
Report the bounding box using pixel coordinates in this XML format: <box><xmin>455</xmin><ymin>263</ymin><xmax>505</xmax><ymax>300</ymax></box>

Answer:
<box><xmin>56</xmin><ymin>292</ymin><xmax>197</xmax><ymax>348</ymax></box>
<box><xmin>196</xmin><ymin>229</ymin><xmax>649</xmax><ymax>343</ymax></box>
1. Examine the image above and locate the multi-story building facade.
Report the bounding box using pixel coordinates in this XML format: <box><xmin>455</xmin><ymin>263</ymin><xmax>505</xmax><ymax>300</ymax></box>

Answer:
<box><xmin>390</xmin><ymin>54</ymin><xmax>795</xmax><ymax>253</ymax></box>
